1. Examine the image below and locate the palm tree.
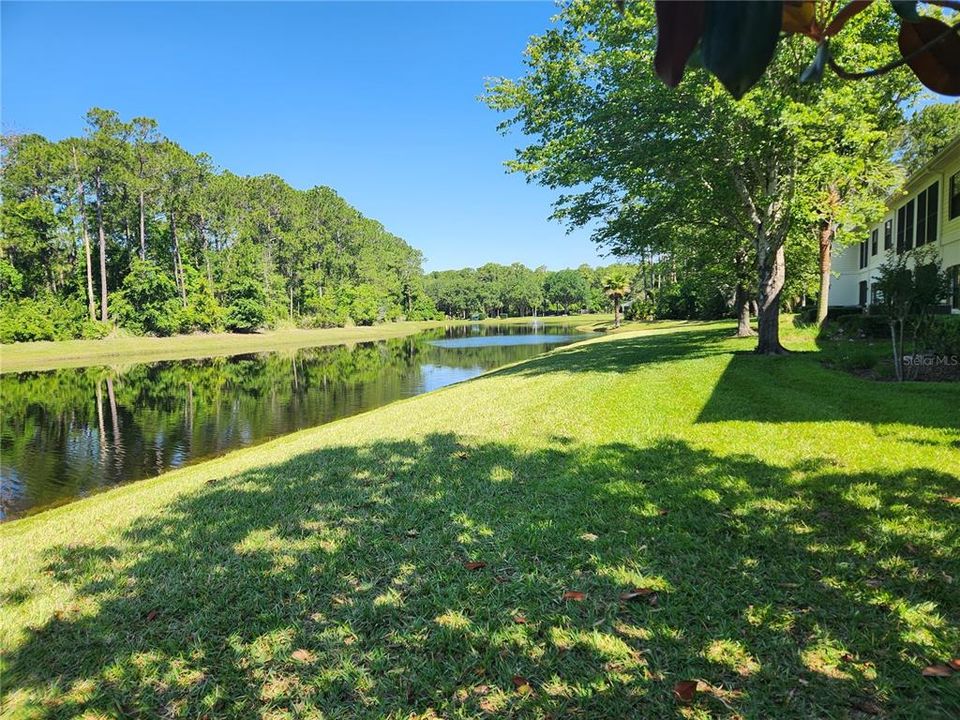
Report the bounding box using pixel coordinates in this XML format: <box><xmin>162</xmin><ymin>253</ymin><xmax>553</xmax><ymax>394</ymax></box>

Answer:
<box><xmin>602</xmin><ymin>268</ymin><xmax>632</xmax><ymax>329</ymax></box>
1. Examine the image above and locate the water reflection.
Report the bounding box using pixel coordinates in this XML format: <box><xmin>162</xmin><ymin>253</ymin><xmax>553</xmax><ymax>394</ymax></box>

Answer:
<box><xmin>0</xmin><ymin>323</ymin><xmax>588</xmax><ymax>519</ymax></box>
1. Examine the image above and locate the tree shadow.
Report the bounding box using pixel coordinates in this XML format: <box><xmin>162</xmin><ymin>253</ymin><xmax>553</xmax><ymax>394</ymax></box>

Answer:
<box><xmin>4</xmin><ymin>434</ymin><xmax>958</xmax><ymax>717</ymax></box>
<box><xmin>696</xmin><ymin>352</ymin><xmax>960</xmax><ymax>431</ymax></box>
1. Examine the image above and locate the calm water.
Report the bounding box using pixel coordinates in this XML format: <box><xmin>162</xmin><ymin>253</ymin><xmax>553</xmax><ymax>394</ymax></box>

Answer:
<box><xmin>0</xmin><ymin>323</ymin><xmax>588</xmax><ymax>520</ymax></box>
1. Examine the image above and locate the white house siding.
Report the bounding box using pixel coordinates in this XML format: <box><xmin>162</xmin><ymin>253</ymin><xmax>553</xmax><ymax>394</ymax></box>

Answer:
<box><xmin>829</xmin><ymin>137</ymin><xmax>960</xmax><ymax>313</ymax></box>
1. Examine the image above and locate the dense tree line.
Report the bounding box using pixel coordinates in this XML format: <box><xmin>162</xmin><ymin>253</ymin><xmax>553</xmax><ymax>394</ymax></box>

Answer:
<box><xmin>0</xmin><ymin>108</ymin><xmax>438</xmax><ymax>343</ymax></box>
<box><xmin>423</xmin><ymin>262</ymin><xmax>647</xmax><ymax>319</ymax></box>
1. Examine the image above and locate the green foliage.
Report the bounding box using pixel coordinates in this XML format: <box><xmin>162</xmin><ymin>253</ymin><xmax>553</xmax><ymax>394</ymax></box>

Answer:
<box><xmin>0</xmin><ymin>110</ymin><xmax>433</xmax><ymax>344</ymax></box>
<box><xmin>0</xmin><ymin>295</ymin><xmax>89</xmax><ymax>343</ymax></box>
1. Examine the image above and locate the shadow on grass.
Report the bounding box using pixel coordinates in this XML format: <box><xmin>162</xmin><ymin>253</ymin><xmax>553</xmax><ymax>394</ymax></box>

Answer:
<box><xmin>4</xmin><ymin>434</ymin><xmax>958</xmax><ymax>718</ymax></box>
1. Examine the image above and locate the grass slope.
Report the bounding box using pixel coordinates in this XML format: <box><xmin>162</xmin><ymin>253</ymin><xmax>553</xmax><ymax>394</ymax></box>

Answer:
<box><xmin>1</xmin><ymin>323</ymin><xmax>958</xmax><ymax>719</ymax></box>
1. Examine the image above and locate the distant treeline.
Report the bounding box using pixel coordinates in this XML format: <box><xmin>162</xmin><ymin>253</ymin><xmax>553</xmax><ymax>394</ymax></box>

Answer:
<box><xmin>0</xmin><ymin>108</ymin><xmax>438</xmax><ymax>343</ymax></box>
<box><xmin>423</xmin><ymin>263</ymin><xmax>641</xmax><ymax>319</ymax></box>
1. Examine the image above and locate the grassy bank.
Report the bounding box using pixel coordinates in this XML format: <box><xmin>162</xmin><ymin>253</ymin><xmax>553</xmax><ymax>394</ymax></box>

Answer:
<box><xmin>2</xmin><ymin>323</ymin><xmax>958</xmax><ymax>718</ymax></box>
<box><xmin>0</xmin><ymin>316</ymin><xmax>610</xmax><ymax>374</ymax></box>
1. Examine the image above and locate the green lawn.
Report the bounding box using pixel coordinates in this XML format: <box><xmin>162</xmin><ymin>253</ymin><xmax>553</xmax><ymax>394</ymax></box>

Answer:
<box><xmin>1</xmin><ymin>322</ymin><xmax>958</xmax><ymax>718</ymax></box>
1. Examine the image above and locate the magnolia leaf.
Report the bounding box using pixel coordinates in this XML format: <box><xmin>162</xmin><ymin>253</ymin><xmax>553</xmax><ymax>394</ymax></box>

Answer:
<box><xmin>898</xmin><ymin>18</ymin><xmax>960</xmax><ymax>96</ymax></box>
<box><xmin>463</xmin><ymin>561</ymin><xmax>486</xmax><ymax>571</ymax></box>
<box><xmin>921</xmin><ymin>664</ymin><xmax>953</xmax><ymax>677</ymax></box>
<box><xmin>654</xmin><ymin>0</ymin><xmax>706</xmax><ymax>87</ymax></box>
<box><xmin>561</xmin><ymin>590</ymin><xmax>586</xmax><ymax>601</ymax></box>
<box><xmin>782</xmin><ymin>1</ymin><xmax>817</xmax><ymax>37</ymax></box>
<box><xmin>824</xmin><ymin>0</ymin><xmax>874</xmax><ymax>38</ymax></box>
<box><xmin>619</xmin><ymin>587</ymin><xmax>655</xmax><ymax>601</ymax></box>
<box><xmin>800</xmin><ymin>42</ymin><xmax>830</xmax><ymax>83</ymax></box>
<box><xmin>891</xmin><ymin>0</ymin><xmax>921</xmax><ymax>22</ymax></box>
<box><xmin>701</xmin><ymin>0</ymin><xmax>783</xmax><ymax>99</ymax></box>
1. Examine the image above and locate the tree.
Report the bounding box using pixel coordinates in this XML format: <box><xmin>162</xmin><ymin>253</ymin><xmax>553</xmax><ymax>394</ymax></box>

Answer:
<box><xmin>545</xmin><ymin>268</ymin><xmax>590</xmax><ymax>314</ymax></box>
<box><xmin>873</xmin><ymin>248</ymin><xmax>950</xmax><ymax>380</ymax></box>
<box><xmin>897</xmin><ymin>101</ymin><xmax>960</xmax><ymax>175</ymax></box>
<box><xmin>602</xmin><ymin>268</ymin><xmax>632</xmax><ymax>328</ymax></box>
<box><xmin>485</xmin><ymin>0</ymin><xmax>915</xmax><ymax>353</ymax></box>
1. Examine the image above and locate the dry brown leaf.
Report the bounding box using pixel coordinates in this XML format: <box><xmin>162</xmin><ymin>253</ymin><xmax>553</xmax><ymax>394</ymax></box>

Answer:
<box><xmin>145</xmin><ymin>609</ymin><xmax>159</xmax><ymax>622</ymax></box>
<box><xmin>291</xmin><ymin>648</ymin><xmax>316</xmax><ymax>664</ymax></box>
<box><xmin>580</xmin><ymin>532</ymin><xmax>599</xmax><ymax>542</ymax></box>
<box><xmin>921</xmin><ymin>664</ymin><xmax>953</xmax><ymax>677</ymax></box>
<box><xmin>949</xmin><ymin>658</ymin><xmax>960</xmax><ymax>670</ymax></box>
<box><xmin>620</xmin><ymin>587</ymin><xmax>655</xmax><ymax>601</ymax></box>
<box><xmin>512</xmin><ymin>615</ymin><xmax>528</xmax><ymax>624</ymax></box>
<box><xmin>561</xmin><ymin>591</ymin><xmax>586</xmax><ymax>602</ymax></box>
<box><xmin>673</xmin><ymin>679</ymin><xmax>698</xmax><ymax>703</ymax></box>
<box><xmin>943</xmin><ymin>496</ymin><xmax>960</xmax><ymax>505</ymax></box>
<box><xmin>463</xmin><ymin>561</ymin><xmax>486</xmax><ymax>571</ymax></box>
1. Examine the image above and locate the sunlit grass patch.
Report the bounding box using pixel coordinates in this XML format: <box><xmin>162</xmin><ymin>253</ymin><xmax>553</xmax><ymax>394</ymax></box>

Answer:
<box><xmin>1</xmin><ymin>321</ymin><xmax>957</xmax><ymax>718</ymax></box>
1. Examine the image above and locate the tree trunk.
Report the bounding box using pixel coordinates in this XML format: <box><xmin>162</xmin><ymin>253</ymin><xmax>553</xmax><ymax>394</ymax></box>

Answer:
<box><xmin>613</xmin><ymin>298</ymin><xmax>621</xmax><ymax>328</ymax></box>
<box><xmin>73</xmin><ymin>148</ymin><xmax>97</xmax><ymax>321</ymax></box>
<box><xmin>734</xmin><ymin>283</ymin><xmax>755</xmax><ymax>337</ymax></box>
<box><xmin>816</xmin><ymin>221</ymin><xmax>833</xmax><ymax>326</ymax></box>
<box><xmin>94</xmin><ymin>169</ymin><xmax>109</xmax><ymax>322</ymax></box>
<box><xmin>139</xmin><ymin>191</ymin><xmax>147</xmax><ymax>260</ymax></box>
<box><xmin>756</xmin><ymin>241</ymin><xmax>787</xmax><ymax>355</ymax></box>
<box><xmin>171</xmin><ymin>210</ymin><xmax>187</xmax><ymax>306</ymax></box>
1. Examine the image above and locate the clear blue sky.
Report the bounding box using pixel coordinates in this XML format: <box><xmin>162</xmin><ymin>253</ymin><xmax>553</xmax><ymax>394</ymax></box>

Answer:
<box><xmin>1</xmin><ymin>1</ymin><xmax>605</xmax><ymax>271</ymax></box>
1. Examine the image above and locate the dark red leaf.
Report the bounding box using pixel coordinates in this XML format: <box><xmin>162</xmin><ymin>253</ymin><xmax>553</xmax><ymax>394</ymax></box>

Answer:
<box><xmin>654</xmin><ymin>0</ymin><xmax>706</xmax><ymax>87</ymax></box>
<box><xmin>463</xmin><ymin>561</ymin><xmax>486</xmax><ymax>571</ymax></box>
<box><xmin>921</xmin><ymin>664</ymin><xmax>953</xmax><ymax>677</ymax></box>
<box><xmin>673</xmin><ymin>679</ymin><xmax>698</xmax><ymax>703</ymax></box>
<box><xmin>898</xmin><ymin>18</ymin><xmax>960</xmax><ymax>96</ymax></box>
<box><xmin>145</xmin><ymin>609</ymin><xmax>159</xmax><ymax>622</ymax></box>
<box><xmin>561</xmin><ymin>590</ymin><xmax>586</xmax><ymax>602</ymax></box>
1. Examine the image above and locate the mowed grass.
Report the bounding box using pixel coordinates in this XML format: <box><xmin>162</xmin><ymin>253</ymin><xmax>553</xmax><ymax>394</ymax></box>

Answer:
<box><xmin>1</xmin><ymin>322</ymin><xmax>958</xmax><ymax>719</ymax></box>
<box><xmin>0</xmin><ymin>322</ymin><xmax>452</xmax><ymax>374</ymax></box>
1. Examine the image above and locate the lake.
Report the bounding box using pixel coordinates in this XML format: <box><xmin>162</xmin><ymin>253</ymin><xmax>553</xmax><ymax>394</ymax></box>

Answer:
<box><xmin>0</xmin><ymin>323</ymin><xmax>590</xmax><ymax>520</ymax></box>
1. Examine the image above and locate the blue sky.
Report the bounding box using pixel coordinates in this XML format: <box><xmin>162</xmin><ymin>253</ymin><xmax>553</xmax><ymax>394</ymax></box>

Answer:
<box><xmin>1</xmin><ymin>1</ymin><xmax>605</xmax><ymax>271</ymax></box>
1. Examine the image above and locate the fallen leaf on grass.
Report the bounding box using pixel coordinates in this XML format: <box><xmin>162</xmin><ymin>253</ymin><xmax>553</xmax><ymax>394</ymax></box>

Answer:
<box><xmin>511</xmin><ymin>675</ymin><xmax>533</xmax><ymax>694</ymax></box>
<box><xmin>942</xmin><ymin>496</ymin><xmax>960</xmax><ymax>505</ymax></box>
<box><xmin>620</xmin><ymin>588</ymin><xmax>655</xmax><ymax>602</ymax></box>
<box><xmin>864</xmin><ymin>578</ymin><xmax>883</xmax><ymax>588</ymax></box>
<box><xmin>463</xmin><ymin>561</ymin><xmax>486</xmax><ymax>571</ymax></box>
<box><xmin>658</xmin><ymin>508</ymin><xmax>670</xmax><ymax>516</ymax></box>
<box><xmin>291</xmin><ymin>648</ymin><xmax>316</xmax><ymax>664</ymax></box>
<box><xmin>512</xmin><ymin>615</ymin><xmax>528</xmax><ymax>624</ymax></box>
<box><xmin>405</xmin><ymin>529</ymin><xmax>420</xmax><ymax>538</ymax></box>
<box><xmin>580</xmin><ymin>532</ymin><xmax>599</xmax><ymax>542</ymax></box>
<box><xmin>921</xmin><ymin>664</ymin><xmax>953</xmax><ymax>677</ymax></box>
<box><xmin>673</xmin><ymin>680</ymin><xmax>698</xmax><ymax>703</ymax></box>
<box><xmin>145</xmin><ymin>610</ymin><xmax>159</xmax><ymax>622</ymax></box>
<box><xmin>561</xmin><ymin>591</ymin><xmax>586</xmax><ymax>602</ymax></box>
<box><xmin>949</xmin><ymin>658</ymin><xmax>960</xmax><ymax>670</ymax></box>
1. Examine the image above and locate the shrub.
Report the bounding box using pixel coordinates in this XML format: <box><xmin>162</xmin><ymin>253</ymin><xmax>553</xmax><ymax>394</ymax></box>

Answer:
<box><xmin>112</xmin><ymin>260</ymin><xmax>183</xmax><ymax>336</ymax></box>
<box><xmin>0</xmin><ymin>295</ymin><xmax>89</xmax><ymax>343</ymax></box>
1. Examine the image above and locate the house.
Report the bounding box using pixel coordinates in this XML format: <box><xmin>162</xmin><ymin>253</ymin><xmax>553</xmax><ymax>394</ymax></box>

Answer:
<box><xmin>829</xmin><ymin>136</ymin><xmax>960</xmax><ymax>314</ymax></box>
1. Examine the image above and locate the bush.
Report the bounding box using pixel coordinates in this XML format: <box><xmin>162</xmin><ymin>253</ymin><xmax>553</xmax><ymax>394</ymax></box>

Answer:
<box><xmin>112</xmin><ymin>260</ymin><xmax>183</xmax><ymax>336</ymax></box>
<box><xmin>0</xmin><ymin>295</ymin><xmax>89</xmax><ymax>343</ymax></box>
<box><xmin>833</xmin><ymin>314</ymin><xmax>890</xmax><ymax>339</ymax></box>
<box><xmin>919</xmin><ymin>315</ymin><xmax>960</xmax><ymax>356</ymax></box>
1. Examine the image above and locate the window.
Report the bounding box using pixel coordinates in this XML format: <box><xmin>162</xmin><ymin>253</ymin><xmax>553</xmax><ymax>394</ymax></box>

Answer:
<box><xmin>896</xmin><ymin>205</ymin><xmax>906</xmax><ymax>253</ymax></box>
<box><xmin>884</xmin><ymin>219</ymin><xmax>893</xmax><ymax>250</ymax></box>
<box><xmin>950</xmin><ymin>265</ymin><xmax>960</xmax><ymax>311</ymax></box>
<box><xmin>871</xmin><ymin>229</ymin><xmax>878</xmax><ymax>256</ymax></box>
<box><xmin>927</xmin><ymin>181</ymin><xmax>939</xmax><ymax>243</ymax></box>
<box><xmin>905</xmin><ymin>199</ymin><xmax>915</xmax><ymax>251</ymax></box>
<box><xmin>870</xmin><ymin>284</ymin><xmax>880</xmax><ymax>305</ymax></box>
<box><xmin>859</xmin><ymin>240</ymin><xmax>868</xmax><ymax>269</ymax></box>
<box><xmin>951</xmin><ymin>172</ymin><xmax>960</xmax><ymax>220</ymax></box>
<box><xmin>859</xmin><ymin>280</ymin><xmax>868</xmax><ymax>307</ymax></box>
<box><xmin>916</xmin><ymin>187</ymin><xmax>927</xmax><ymax>246</ymax></box>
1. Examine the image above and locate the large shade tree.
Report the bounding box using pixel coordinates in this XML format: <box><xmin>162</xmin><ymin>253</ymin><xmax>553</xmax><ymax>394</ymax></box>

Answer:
<box><xmin>486</xmin><ymin>1</ymin><xmax>920</xmax><ymax>353</ymax></box>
